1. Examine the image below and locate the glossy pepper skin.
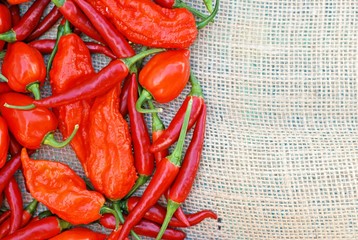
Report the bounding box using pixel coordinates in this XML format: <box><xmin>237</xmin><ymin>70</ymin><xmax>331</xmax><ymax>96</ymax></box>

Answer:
<box><xmin>21</xmin><ymin>148</ymin><xmax>106</xmax><ymax>225</ymax></box>
<box><xmin>49</xmin><ymin>227</ymin><xmax>106</xmax><ymax>240</ymax></box>
<box><xmin>86</xmin><ymin>86</ymin><xmax>137</xmax><ymax>200</ymax></box>
<box><xmin>0</xmin><ymin>116</ymin><xmax>9</xmax><ymax>168</ymax></box>
<box><xmin>4</xmin><ymin>178</ymin><xmax>22</xmax><ymax>235</ymax></box>
<box><xmin>0</xmin><ymin>4</ymin><xmax>11</xmax><ymax>51</ymax></box>
<box><xmin>9</xmin><ymin>5</ymin><xmax>20</xmax><ymax>26</ymax></box>
<box><xmin>50</xmin><ymin>33</ymin><xmax>94</xmax><ymax>172</ymax></box>
<box><xmin>88</xmin><ymin>0</ymin><xmax>197</xmax><ymax>48</ymax></box>
<box><xmin>0</xmin><ymin>83</ymin><xmax>12</xmax><ymax>95</ymax></box>
<box><xmin>2</xmin><ymin>42</ymin><xmax>46</xmax><ymax>100</ymax></box>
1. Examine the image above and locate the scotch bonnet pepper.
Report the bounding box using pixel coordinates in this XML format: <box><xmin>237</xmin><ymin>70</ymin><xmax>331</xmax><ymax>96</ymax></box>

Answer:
<box><xmin>0</xmin><ymin>4</ymin><xmax>11</xmax><ymax>51</ymax></box>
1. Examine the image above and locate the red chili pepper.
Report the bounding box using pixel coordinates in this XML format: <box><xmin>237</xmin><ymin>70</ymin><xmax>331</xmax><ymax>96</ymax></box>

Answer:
<box><xmin>9</xmin><ymin>5</ymin><xmax>20</xmax><ymax>26</ymax></box>
<box><xmin>151</xmin><ymin>73</ymin><xmax>204</xmax><ymax>153</ymax></box>
<box><xmin>49</xmin><ymin>227</ymin><xmax>106</xmax><ymax>240</ymax></box>
<box><xmin>117</xmin><ymin>98</ymin><xmax>193</xmax><ymax>239</ymax></box>
<box><xmin>71</xmin><ymin>0</ymin><xmax>134</xmax><ymax>58</ymax></box>
<box><xmin>0</xmin><ymin>200</ymin><xmax>38</xmax><ymax>239</ymax></box>
<box><xmin>101</xmin><ymin>214</ymin><xmax>186</xmax><ymax>240</ymax></box>
<box><xmin>0</xmin><ymin>92</ymin><xmax>79</xmax><ymax>149</ymax></box>
<box><xmin>0</xmin><ymin>4</ymin><xmax>11</xmax><ymax>51</ymax></box>
<box><xmin>0</xmin><ymin>210</ymin><xmax>10</xmax><ymax>225</ymax></box>
<box><xmin>4</xmin><ymin>178</ymin><xmax>22</xmax><ymax>234</ymax></box>
<box><xmin>8</xmin><ymin>134</ymin><xmax>21</xmax><ymax>156</ymax></box>
<box><xmin>5</xmin><ymin>48</ymin><xmax>164</xmax><ymax>110</ymax></box>
<box><xmin>0</xmin><ymin>83</ymin><xmax>12</xmax><ymax>94</ymax></box>
<box><xmin>2</xmin><ymin>216</ymin><xmax>71</xmax><ymax>240</ymax></box>
<box><xmin>28</xmin><ymin>39</ymin><xmax>116</xmax><ymax>59</ymax></box>
<box><xmin>26</xmin><ymin>6</ymin><xmax>62</xmax><ymax>41</ymax></box>
<box><xmin>7</xmin><ymin>0</ymin><xmax>29</xmax><ymax>4</ymax></box>
<box><xmin>52</xmin><ymin>0</ymin><xmax>104</xmax><ymax>43</ymax></box>
<box><xmin>0</xmin><ymin>0</ymin><xmax>50</xmax><ymax>42</ymax></box>
<box><xmin>2</xmin><ymin>42</ymin><xmax>46</xmax><ymax>100</ymax></box>
<box><xmin>119</xmin><ymin>75</ymin><xmax>131</xmax><ymax>116</ymax></box>
<box><xmin>136</xmin><ymin>50</ymin><xmax>191</xmax><ymax>114</ymax></box>
<box><xmin>125</xmin><ymin>74</ymin><xmax>154</xmax><ymax>198</ymax></box>
<box><xmin>0</xmin><ymin>116</ymin><xmax>9</xmax><ymax>168</ymax></box>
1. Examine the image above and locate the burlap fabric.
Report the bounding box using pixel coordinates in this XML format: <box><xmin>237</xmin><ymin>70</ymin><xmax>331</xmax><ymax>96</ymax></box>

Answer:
<box><xmin>9</xmin><ymin>0</ymin><xmax>358</xmax><ymax>239</ymax></box>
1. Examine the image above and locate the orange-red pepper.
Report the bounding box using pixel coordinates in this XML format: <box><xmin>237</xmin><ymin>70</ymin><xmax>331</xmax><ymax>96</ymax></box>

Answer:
<box><xmin>0</xmin><ymin>5</ymin><xmax>11</xmax><ymax>51</ymax></box>
<box><xmin>49</xmin><ymin>227</ymin><xmax>106</xmax><ymax>240</ymax></box>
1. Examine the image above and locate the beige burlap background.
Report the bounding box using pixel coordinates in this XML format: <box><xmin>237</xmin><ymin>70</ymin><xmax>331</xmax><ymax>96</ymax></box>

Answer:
<box><xmin>9</xmin><ymin>0</ymin><xmax>358</xmax><ymax>239</ymax></box>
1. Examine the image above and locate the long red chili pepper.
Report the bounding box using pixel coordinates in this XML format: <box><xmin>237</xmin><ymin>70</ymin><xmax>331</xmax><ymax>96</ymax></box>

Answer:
<box><xmin>119</xmin><ymin>75</ymin><xmax>131</xmax><ymax>116</ymax></box>
<box><xmin>0</xmin><ymin>200</ymin><xmax>38</xmax><ymax>239</ymax></box>
<box><xmin>2</xmin><ymin>216</ymin><xmax>71</xmax><ymax>240</ymax></box>
<box><xmin>9</xmin><ymin>5</ymin><xmax>20</xmax><ymax>26</ymax></box>
<box><xmin>117</xmin><ymin>98</ymin><xmax>193</xmax><ymax>239</ymax></box>
<box><xmin>8</xmin><ymin>134</ymin><xmax>22</xmax><ymax>157</ymax></box>
<box><xmin>0</xmin><ymin>0</ymin><xmax>51</xmax><ymax>42</ymax></box>
<box><xmin>151</xmin><ymin>73</ymin><xmax>204</xmax><ymax>153</ymax></box>
<box><xmin>0</xmin><ymin>210</ymin><xmax>10</xmax><ymax>225</ymax></box>
<box><xmin>0</xmin><ymin>4</ymin><xmax>11</xmax><ymax>51</ymax></box>
<box><xmin>29</xmin><ymin>39</ymin><xmax>116</xmax><ymax>59</ymax></box>
<box><xmin>71</xmin><ymin>0</ymin><xmax>135</xmax><ymax>58</ymax></box>
<box><xmin>157</xmin><ymin>103</ymin><xmax>207</xmax><ymax>239</ymax></box>
<box><xmin>100</xmin><ymin>214</ymin><xmax>186</xmax><ymax>240</ymax></box>
<box><xmin>5</xmin><ymin>48</ymin><xmax>165</xmax><ymax>110</ymax></box>
<box><xmin>125</xmin><ymin>74</ymin><xmax>154</xmax><ymax>198</ymax></box>
<box><xmin>0</xmin><ymin>116</ymin><xmax>9</xmax><ymax>168</ymax></box>
<box><xmin>4</xmin><ymin>178</ymin><xmax>22</xmax><ymax>234</ymax></box>
<box><xmin>26</xmin><ymin>6</ymin><xmax>62</xmax><ymax>41</ymax></box>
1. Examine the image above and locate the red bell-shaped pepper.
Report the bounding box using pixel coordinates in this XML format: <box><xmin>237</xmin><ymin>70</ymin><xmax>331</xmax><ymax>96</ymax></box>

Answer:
<box><xmin>0</xmin><ymin>5</ymin><xmax>11</xmax><ymax>51</ymax></box>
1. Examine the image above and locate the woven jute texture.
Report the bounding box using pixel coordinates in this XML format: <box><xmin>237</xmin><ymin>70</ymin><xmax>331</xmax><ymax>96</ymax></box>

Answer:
<box><xmin>10</xmin><ymin>0</ymin><xmax>358</xmax><ymax>239</ymax></box>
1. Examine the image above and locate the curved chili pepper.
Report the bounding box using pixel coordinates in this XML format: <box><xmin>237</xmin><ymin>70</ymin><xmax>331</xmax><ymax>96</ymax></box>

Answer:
<box><xmin>0</xmin><ymin>200</ymin><xmax>38</xmax><ymax>239</ymax></box>
<box><xmin>28</xmin><ymin>39</ymin><xmax>116</xmax><ymax>59</ymax></box>
<box><xmin>86</xmin><ymin>85</ymin><xmax>137</xmax><ymax>200</ymax></box>
<box><xmin>0</xmin><ymin>4</ymin><xmax>11</xmax><ymax>51</ymax></box>
<box><xmin>71</xmin><ymin>0</ymin><xmax>134</xmax><ymax>58</ymax></box>
<box><xmin>4</xmin><ymin>178</ymin><xmax>22</xmax><ymax>234</ymax></box>
<box><xmin>0</xmin><ymin>92</ymin><xmax>79</xmax><ymax>149</ymax></box>
<box><xmin>5</xmin><ymin>48</ymin><xmax>165</xmax><ymax>110</ymax></box>
<box><xmin>0</xmin><ymin>0</ymin><xmax>50</xmax><ymax>42</ymax></box>
<box><xmin>8</xmin><ymin>134</ymin><xmax>21</xmax><ymax>156</ymax></box>
<box><xmin>0</xmin><ymin>210</ymin><xmax>10</xmax><ymax>225</ymax></box>
<box><xmin>2</xmin><ymin>216</ymin><xmax>71</xmax><ymax>240</ymax></box>
<box><xmin>0</xmin><ymin>116</ymin><xmax>9</xmax><ymax>168</ymax></box>
<box><xmin>117</xmin><ymin>98</ymin><xmax>193</xmax><ymax>239</ymax></box>
<box><xmin>136</xmin><ymin>50</ymin><xmax>190</xmax><ymax>113</ymax></box>
<box><xmin>101</xmin><ymin>214</ymin><xmax>186</xmax><ymax>240</ymax></box>
<box><xmin>125</xmin><ymin>74</ymin><xmax>154</xmax><ymax>198</ymax></box>
<box><xmin>119</xmin><ymin>75</ymin><xmax>131</xmax><ymax>116</ymax></box>
<box><xmin>49</xmin><ymin>227</ymin><xmax>106</xmax><ymax>240</ymax></box>
<box><xmin>150</xmin><ymin>73</ymin><xmax>204</xmax><ymax>153</ymax></box>
<box><xmin>2</xmin><ymin>42</ymin><xmax>46</xmax><ymax>100</ymax></box>
<box><xmin>26</xmin><ymin>6</ymin><xmax>62</xmax><ymax>42</ymax></box>
<box><xmin>20</xmin><ymin>148</ymin><xmax>120</xmax><ymax>227</ymax></box>
<box><xmin>9</xmin><ymin>5</ymin><xmax>20</xmax><ymax>26</ymax></box>
<box><xmin>0</xmin><ymin>83</ymin><xmax>11</xmax><ymax>94</ymax></box>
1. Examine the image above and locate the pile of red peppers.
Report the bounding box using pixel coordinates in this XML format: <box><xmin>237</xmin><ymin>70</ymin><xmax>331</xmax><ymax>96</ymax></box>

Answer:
<box><xmin>0</xmin><ymin>0</ymin><xmax>219</xmax><ymax>239</ymax></box>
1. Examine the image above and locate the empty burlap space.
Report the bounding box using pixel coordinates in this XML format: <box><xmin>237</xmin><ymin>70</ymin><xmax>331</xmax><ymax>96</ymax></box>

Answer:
<box><xmin>8</xmin><ymin>0</ymin><xmax>358</xmax><ymax>239</ymax></box>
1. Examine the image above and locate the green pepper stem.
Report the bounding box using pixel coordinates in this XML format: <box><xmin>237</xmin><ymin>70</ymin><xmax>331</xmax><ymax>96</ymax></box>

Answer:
<box><xmin>113</xmin><ymin>202</ymin><xmax>141</xmax><ymax>240</ymax></box>
<box><xmin>52</xmin><ymin>0</ymin><xmax>65</xmax><ymax>8</ymax></box>
<box><xmin>26</xmin><ymin>82</ymin><xmax>41</xmax><ymax>100</ymax></box>
<box><xmin>189</xmin><ymin>72</ymin><xmax>204</xmax><ymax>98</ymax></box>
<box><xmin>124</xmin><ymin>175</ymin><xmax>150</xmax><ymax>199</ymax></box>
<box><xmin>3</xmin><ymin>103</ymin><xmax>36</xmax><ymax>110</ymax></box>
<box><xmin>197</xmin><ymin>0</ymin><xmax>219</xmax><ymax>29</ymax></box>
<box><xmin>121</xmin><ymin>48</ymin><xmax>166</xmax><ymax>70</ymax></box>
<box><xmin>167</xmin><ymin>98</ymin><xmax>193</xmax><ymax>166</ymax></box>
<box><xmin>47</xmin><ymin>22</ymin><xmax>65</xmax><ymax>77</ymax></box>
<box><xmin>100</xmin><ymin>206</ymin><xmax>120</xmax><ymax>231</ymax></box>
<box><xmin>136</xmin><ymin>89</ymin><xmax>163</xmax><ymax>114</ymax></box>
<box><xmin>58</xmin><ymin>218</ymin><xmax>71</xmax><ymax>231</ymax></box>
<box><xmin>175</xmin><ymin>0</ymin><xmax>212</xmax><ymax>21</ymax></box>
<box><xmin>38</xmin><ymin>210</ymin><xmax>53</xmax><ymax>219</ymax></box>
<box><xmin>155</xmin><ymin>200</ymin><xmax>181</xmax><ymax>240</ymax></box>
<box><xmin>42</xmin><ymin>124</ymin><xmax>79</xmax><ymax>148</ymax></box>
<box><xmin>25</xmin><ymin>199</ymin><xmax>38</xmax><ymax>215</ymax></box>
<box><xmin>148</xmin><ymin>100</ymin><xmax>165</xmax><ymax>132</ymax></box>
<box><xmin>203</xmin><ymin>0</ymin><xmax>213</xmax><ymax>13</ymax></box>
<box><xmin>0</xmin><ymin>73</ymin><xmax>8</xmax><ymax>82</ymax></box>
<box><xmin>63</xmin><ymin>20</ymin><xmax>72</xmax><ymax>35</ymax></box>
<box><xmin>0</xmin><ymin>29</ymin><xmax>16</xmax><ymax>43</ymax></box>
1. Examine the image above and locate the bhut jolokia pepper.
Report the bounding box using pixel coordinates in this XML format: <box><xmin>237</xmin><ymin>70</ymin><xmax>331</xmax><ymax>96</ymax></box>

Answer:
<box><xmin>5</xmin><ymin>48</ymin><xmax>165</xmax><ymax>110</ymax></box>
<box><xmin>0</xmin><ymin>116</ymin><xmax>9</xmax><ymax>168</ymax></box>
<box><xmin>4</xmin><ymin>178</ymin><xmax>22</xmax><ymax>235</ymax></box>
<box><xmin>0</xmin><ymin>92</ymin><xmax>79</xmax><ymax>149</ymax></box>
<box><xmin>20</xmin><ymin>148</ymin><xmax>120</xmax><ymax>227</ymax></box>
<box><xmin>125</xmin><ymin>74</ymin><xmax>154</xmax><ymax>198</ymax></box>
<box><xmin>1</xmin><ymin>42</ymin><xmax>46</xmax><ymax>100</ymax></box>
<box><xmin>136</xmin><ymin>50</ymin><xmax>191</xmax><ymax>114</ymax></box>
<box><xmin>2</xmin><ymin>216</ymin><xmax>71</xmax><ymax>240</ymax></box>
<box><xmin>0</xmin><ymin>4</ymin><xmax>11</xmax><ymax>51</ymax></box>
<box><xmin>117</xmin><ymin>98</ymin><xmax>193</xmax><ymax>239</ymax></box>
<box><xmin>49</xmin><ymin>227</ymin><xmax>106</xmax><ymax>240</ymax></box>
<box><xmin>0</xmin><ymin>0</ymin><xmax>50</xmax><ymax>42</ymax></box>
<box><xmin>86</xmin><ymin>85</ymin><xmax>137</xmax><ymax>200</ymax></box>
<box><xmin>157</xmin><ymin>104</ymin><xmax>207</xmax><ymax>239</ymax></box>
<box><xmin>151</xmin><ymin>72</ymin><xmax>205</xmax><ymax>153</ymax></box>
<box><xmin>0</xmin><ymin>200</ymin><xmax>38</xmax><ymax>239</ymax></box>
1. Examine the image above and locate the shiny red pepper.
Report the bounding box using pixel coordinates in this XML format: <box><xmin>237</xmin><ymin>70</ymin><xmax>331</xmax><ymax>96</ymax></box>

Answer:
<box><xmin>0</xmin><ymin>92</ymin><xmax>78</xmax><ymax>149</ymax></box>
<box><xmin>2</xmin><ymin>42</ymin><xmax>46</xmax><ymax>100</ymax></box>
<box><xmin>0</xmin><ymin>210</ymin><xmax>10</xmax><ymax>225</ymax></box>
<box><xmin>119</xmin><ymin>76</ymin><xmax>131</xmax><ymax>116</ymax></box>
<box><xmin>7</xmin><ymin>0</ymin><xmax>29</xmax><ymax>4</ymax></box>
<box><xmin>4</xmin><ymin>178</ymin><xmax>22</xmax><ymax>235</ymax></box>
<box><xmin>49</xmin><ymin>227</ymin><xmax>106</xmax><ymax>240</ymax></box>
<box><xmin>136</xmin><ymin>50</ymin><xmax>191</xmax><ymax>113</ymax></box>
<box><xmin>9</xmin><ymin>5</ymin><xmax>20</xmax><ymax>26</ymax></box>
<box><xmin>0</xmin><ymin>116</ymin><xmax>9</xmax><ymax>168</ymax></box>
<box><xmin>0</xmin><ymin>4</ymin><xmax>11</xmax><ymax>51</ymax></box>
<box><xmin>0</xmin><ymin>83</ymin><xmax>12</xmax><ymax>95</ymax></box>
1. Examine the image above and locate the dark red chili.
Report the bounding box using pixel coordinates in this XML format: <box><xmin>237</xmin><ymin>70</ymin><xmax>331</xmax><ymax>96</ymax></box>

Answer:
<box><xmin>119</xmin><ymin>75</ymin><xmax>131</xmax><ymax>116</ymax></box>
<box><xmin>0</xmin><ymin>83</ymin><xmax>12</xmax><ymax>94</ymax></box>
<box><xmin>8</xmin><ymin>134</ymin><xmax>22</xmax><ymax>157</ymax></box>
<box><xmin>0</xmin><ymin>0</ymin><xmax>51</xmax><ymax>42</ymax></box>
<box><xmin>2</xmin><ymin>216</ymin><xmax>71</xmax><ymax>240</ymax></box>
<box><xmin>125</xmin><ymin>74</ymin><xmax>154</xmax><ymax>198</ymax></box>
<box><xmin>151</xmin><ymin>73</ymin><xmax>204</xmax><ymax>153</ymax></box>
<box><xmin>0</xmin><ymin>116</ymin><xmax>9</xmax><ymax>168</ymax></box>
<box><xmin>28</xmin><ymin>39</ymin><xmax>116</xmax><ymax>59</ymax></box>
<box><xmin>9</xmin><ymin>5</ymin><xmax>20</xmax><ymax>26</ymax></box>
<box><xmin>4</xmin><ymin>178</ymin><xmax>22</xmax><ymax>234</ymax></box>
<box><xmin>117</xmin><ymin>98</ymin><xmax>193</xmax><ymax>239</ymax></box>
<box><xmin>71</xmin><ymin>0</ymin><xmax>135</xmax><ymax>58</ymax></box>
<box><xmin>26</xmin><ymin>6</ymin><xmax>62</xmax><ymax>41</ymax></box>
<box><xmin>0</xmin><ymin>211</ymin><xmax>10</xmax><ymax>225</ymax></box>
